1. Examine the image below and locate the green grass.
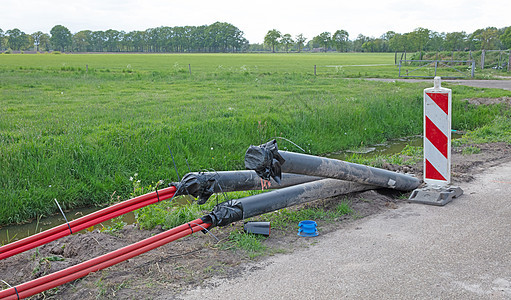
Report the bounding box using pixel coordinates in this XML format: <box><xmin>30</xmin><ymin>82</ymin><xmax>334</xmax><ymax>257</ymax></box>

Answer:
<box><xmin>222</xmin><ymin>230</ymin><xmax>267</xmax><ymax>259</ymax></box>
<box><xmin>1</xmin><ymin>53</ymin><xmax>510</xmax><ymax>225</ymax></box>
<box><xmin>456</xmin><ymin>116</ymin><xmax>511</xmax><ymax>144</ymax></box>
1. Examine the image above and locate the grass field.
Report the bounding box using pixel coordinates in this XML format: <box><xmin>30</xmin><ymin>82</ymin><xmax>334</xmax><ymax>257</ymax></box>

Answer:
<box><xmin>1</xmin><ymin>53</ymin><xmax>510</xmax><ymax>225</ymax></box>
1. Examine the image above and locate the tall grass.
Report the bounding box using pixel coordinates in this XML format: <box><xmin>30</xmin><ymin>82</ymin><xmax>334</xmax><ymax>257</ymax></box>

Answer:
<box><xmin>0</xmin><ymin>53</ymin><xmax>510</xmax><ymax>225</ymax></box>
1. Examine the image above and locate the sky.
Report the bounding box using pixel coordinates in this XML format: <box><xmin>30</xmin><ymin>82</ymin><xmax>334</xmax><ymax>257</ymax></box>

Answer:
<box><xmin>1</xmin><ymin>0</ymin><xmax>510</xmax><ymax>44</ymax></box>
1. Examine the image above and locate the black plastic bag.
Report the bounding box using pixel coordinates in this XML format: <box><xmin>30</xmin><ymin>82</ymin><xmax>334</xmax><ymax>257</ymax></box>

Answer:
<box><xmin>244</xmin><ymin>139</ymin><xmax>285</xmax><ymax>184</ymax></box>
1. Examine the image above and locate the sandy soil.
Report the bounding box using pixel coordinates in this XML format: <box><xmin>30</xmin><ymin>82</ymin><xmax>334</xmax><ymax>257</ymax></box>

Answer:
<box><xmin>1</xmin><ymin>141</ymin><xmax>510</xmax><ymax>299</ymax></box>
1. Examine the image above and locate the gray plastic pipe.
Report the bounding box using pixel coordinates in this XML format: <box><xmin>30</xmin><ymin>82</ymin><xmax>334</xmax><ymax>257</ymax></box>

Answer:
<box><xmin>173</xmin><ymin>171</ymin><xmax>323</xmax><ymax>204</ymax></box>
<box><xmin>244</xmin><ymin>140</ymin><xmax>420</xmax><ymax>192</ymax></box>
<box><xmin>277</xmin><ymin>151</ymin><xmax>420</xmax><ymax>191</ymax></box>
<box><xmin>202</xmin><ymin>178</ymin><xmax>376</xmax><ymax>227</ymax></box>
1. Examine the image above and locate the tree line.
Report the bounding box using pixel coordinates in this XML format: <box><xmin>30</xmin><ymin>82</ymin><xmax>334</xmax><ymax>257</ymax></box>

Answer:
<box><xmin>261</xmin><ymin>26</ymin><xmax>511</xmax><ymax>53</ymax></box>
<box><xmin>1</xmin><ymin>23</ymin><xmax>510</xmax><ymax>54</ymax></box>
<box><xmin>0</xmin><ymin>22</ymin><xmax>248</xmax><ymax>53</ymax></box>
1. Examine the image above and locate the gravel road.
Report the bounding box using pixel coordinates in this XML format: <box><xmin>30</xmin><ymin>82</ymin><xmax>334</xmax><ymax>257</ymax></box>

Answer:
<box><xmin>180</xmin><ymin>161</ymin><xmax>511</xmax><ymax>300</ymax></box>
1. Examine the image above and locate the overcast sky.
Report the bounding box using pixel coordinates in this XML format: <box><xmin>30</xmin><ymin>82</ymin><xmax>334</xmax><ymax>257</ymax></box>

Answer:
<box><xmin>1</xmin><ymin>0</ymin><xmax>509</xmax><ymax>43</ymax></box>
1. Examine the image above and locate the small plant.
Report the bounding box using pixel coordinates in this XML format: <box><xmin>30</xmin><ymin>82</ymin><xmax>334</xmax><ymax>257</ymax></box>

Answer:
<box><xmin>336</xmin><ymin>201</ymin><xmax>354</xmax><ymax>215</ymax></box>
<box><xmin>129</xmin><ymin>173</ymin><xmax>143</xmax><ymax>197</ymax></box>
<box><xmin>462</xmin><ymin>146</ymin><xmax>481</xmax><ymax>155</ymax></box>
<box><xmin>40</xmin><ymin>255</ymin><xmax>65</xmax><ymax>263</ymax></box>
<box><xmin>222</xmin><ymin>230</ymin><xmax>267</xmax><ymax>259</ymax></box>
<box><xmin>100</xmin><ymin>216</ymin><xmax>127</xmax><ymax>234</ymax></box>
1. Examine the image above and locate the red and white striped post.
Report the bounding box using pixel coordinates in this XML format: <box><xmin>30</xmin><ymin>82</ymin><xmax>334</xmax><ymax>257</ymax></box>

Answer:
<box><xmin>423</xmin><ymin>76</ymin><xmax>451</xmax><ymax>186</ymax></box>
<box><xmin>409</xmin><ymin>77</ymin><xmax>463</xmax><ymax>205</ymax></box>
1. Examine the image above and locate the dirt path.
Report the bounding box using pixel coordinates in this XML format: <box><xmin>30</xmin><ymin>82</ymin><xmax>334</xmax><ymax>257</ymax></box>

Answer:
<box><xmin>364</xmin><ymin>78</ymin><xmax>511</xmax><ymax>91</ymax></box>
<box><xmin>0</xmin><ymin>143</ymin><xmax>510</xmax><ymax>299</ymax></box>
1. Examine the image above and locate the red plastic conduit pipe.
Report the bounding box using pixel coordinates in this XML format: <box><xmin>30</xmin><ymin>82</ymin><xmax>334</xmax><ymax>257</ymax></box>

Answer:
<box><xmin>0</xmin><ymin>218</ymin><xmax>209</xmax><ymax>300</ymax></box>
<box><xmin>0</xmin><ymin>186</ymin><xmax>176</xmax><ymax>260</ymax></box>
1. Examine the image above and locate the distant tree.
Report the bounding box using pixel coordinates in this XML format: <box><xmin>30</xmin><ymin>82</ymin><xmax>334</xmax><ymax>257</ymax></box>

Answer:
<box><xmin>428</xmin><ymin>31</ymin><xmax>445</xmax><ymax>51</ymax></box>
<box><xmin>91</xmin><ymin>31</ymin><xmax>106</xmax><ymax>52</ymax></box>
<box><xmin>388</xmin><ymin>33</ymin><xmax>405</xmax><ymax>52</ymax></box>
<box><xmin>105</xmin><ymin>29</ymin><xmax>123</xmax><ymax>52</ymax></box>
<box><xmin>39</xmin><ymin>33</ymin><xmax>51</xmax><ymax>51</ymax></box>
<box><xmin>378</xmin><ymin>31</ymin><xmax>396</xmax><ymax>52</ymax></box>
<box><xmin>72</xmin><ymin>30</ymin><xmax>92</xmax><ymax>52</ymax></box>
<box><xmin>381</xmin><ymin>31</ymin><xmax>396</xmax><ymax>41</ymax></box>
<box><xmin>362</xmin><ymin>38</ymin><xmax>379</xmax><ymax>52</ymax></box>
<box><xmin>31</xmin><ymin>31</ymin><xmax>46</xmax><ymax>51</ymax></box>
<box><xmin>501</xmin><ymin>27</ymin><xmax>511</xmax><ymax>49</ymax></box>
<box><xmin>409</xmin><ymin>27</ymin><xmax>431</xmax><ymax>53</ymax></box>
<box><xmin>333</xmin><ymin>29</ymin><xmax>349</xmax><ymax>52</ymax></box>
<box><xmin>0</xmin><ymin>29</ymin><xmax>4</xmax><ymax>50</ymax></box>
<box><xmin>280</xmin><ymin>33</ymin><xmax>293</xmax><ymax>52</ymax></box>
<box><xmin>6</xmin><ymin>28</ymin><xmax>31</xmax><ymax>50</ymax></box>
<box><xmin>444</xmin><ymin>31</ymin><xmax>466</xmax><ymax>51</ymax></box>
<box><xmin>264</xmin><ymin>29</ymin><xmax>281</xmax><ymax>52</ymax></box>
<box><xmin>352</xmin><ymin>34</ymin><xmax>369</xmax><ymax>52</ymax></box>
<box><xmin>50</xmin><ymin>25</ymin><xmax>72</xmax><ymax>51</ymax></box>
<box><xmin>477</xmin><ymin>27</ymin><xmax>499</xmax><ymax>50</ymax></box>
<box><xmin>314</xmin><ymin>32</ymin><xmax>331</xmax><ymax>52</ymax></box>
<box><xmin>295</xmin><ymin>33</ymin><xmax>306</xmax><ymax>52</ymax></box>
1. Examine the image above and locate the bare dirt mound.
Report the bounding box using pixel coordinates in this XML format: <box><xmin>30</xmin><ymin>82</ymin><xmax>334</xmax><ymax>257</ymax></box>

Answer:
<box><xmin>1</xmin><ymin>142</ymin><xmax>510</xmax><ymax>299</ymax></box>
<box><xmin>464</xmin><ymin>97</ymin><xmax>511</xmax><ymax>106</ymax></box>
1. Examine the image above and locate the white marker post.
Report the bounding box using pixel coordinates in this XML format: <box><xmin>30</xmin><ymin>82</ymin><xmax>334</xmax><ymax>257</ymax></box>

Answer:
<box><xmin>409</xmin><ymin>77</ymin><xmax>463</xmax><ymax>206</ymax></box>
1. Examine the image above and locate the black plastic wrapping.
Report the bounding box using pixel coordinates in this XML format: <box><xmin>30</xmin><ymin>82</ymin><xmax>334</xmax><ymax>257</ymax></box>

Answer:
<box><xmin>200</xmin><ymin>199</ymin><xmax>243</xmax><ymax>227</ymax></box>
<box><xmin>245</xmin><ymin>140</ymin><xmax>420</xmax><ymax>192</ymax></box>
<box><xmin>244</xmin><ymin>139</ymin><xmax>285</xmax><ymax>184</ymax></box>
<box><xmin>173</xmin><ymin>172</ymin><xmax>216</xmax><ymax>204</ymax></box>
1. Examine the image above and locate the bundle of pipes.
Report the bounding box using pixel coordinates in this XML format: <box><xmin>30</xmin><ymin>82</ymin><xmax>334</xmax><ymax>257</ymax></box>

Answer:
<box><xmin>172</xmin><ymin>170</ymin><xmax>323</xmax><ymax>204</ymax></box>
<box><xmin>0</xmin><ymin>186</ymin><xmax>177</xmax><ymax>260</ymax></box>
<box><xmin>0</xmin><ymin>219</ymin><xmax>208</xmax><ymax>300</ymax></box>
<box><xmin>200</xmin><ymin>139</ymin><xmax>421</xmax><ymax>227</ymax></box>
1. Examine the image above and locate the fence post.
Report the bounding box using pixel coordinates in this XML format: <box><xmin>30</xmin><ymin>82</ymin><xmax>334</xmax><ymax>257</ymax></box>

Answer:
<box><xmin>471</xmin><ymin>60</ymin><xmax>475</xmax><ymax>78</ymax></box>
<box><xmin>508</xmin><ymin>49</ymin><xmax>511</xmax><ymax>72</ymax></box>
<box><xmin>86</xmin><ymin>64</ymin><xmax>88</xmax><ymax>72</ymax></box>
<box><xmin>188</xmin><ymin>64</ymin><xmax>192</xmax><ymax>75</ymax></box>
<box><xmin>434</xmin><ymin>61</ymin><xmax>438</xmax><ymax>76</ymax></box>
<box><xmin>481</xmin><ymin>49</ymin><xmax>485</xmax><ymax>69</ymax></box>
<box><xmin>398</xmin><ymin>60</ymin><xmax>402</xmax><ymax>77</ymax></box>
<box><xmin>314</xmin><ymin>65</ymin><xmax>316</xmax><ymax>76</ymax></box>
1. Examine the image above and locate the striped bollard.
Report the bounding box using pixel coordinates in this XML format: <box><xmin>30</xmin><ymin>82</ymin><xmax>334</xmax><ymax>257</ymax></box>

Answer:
<box><xmin>409</xmin><ymin>77</ymin><xmax>463</xmax><ymax>205</ymax></box>
<box><xmin>424</xmin><ymin>76</ymin><xmax>451</xmax><ymax>185</ymax></box>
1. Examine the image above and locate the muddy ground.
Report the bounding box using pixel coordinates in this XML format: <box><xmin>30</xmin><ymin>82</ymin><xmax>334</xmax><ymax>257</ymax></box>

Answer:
<box><xmin>1</xmin><ymin>140</ymin><xmax>510</xmax><ymax>300</ymax></box>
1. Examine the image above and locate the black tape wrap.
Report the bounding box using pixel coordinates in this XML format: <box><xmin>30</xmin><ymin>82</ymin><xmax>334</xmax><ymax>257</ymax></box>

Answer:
<box><xmin>173</xmin><ymin>172</ymin><xmax>217</xmax><ymax>204</ymax></box>
<box><xmin>244</xmin><ymin>139</ymin><xmax>285</xmax><ymax>184</ymax></box>
<box><xmin>200</xmin><ymin>199</ymin><xmax>243</xmax><ymax>228</ymax></box>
